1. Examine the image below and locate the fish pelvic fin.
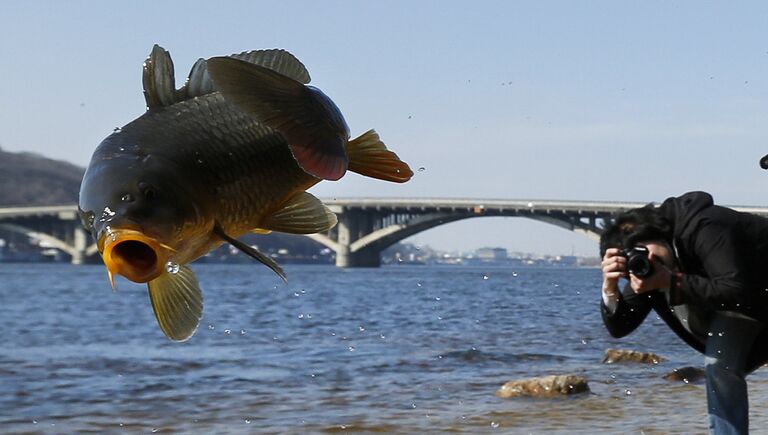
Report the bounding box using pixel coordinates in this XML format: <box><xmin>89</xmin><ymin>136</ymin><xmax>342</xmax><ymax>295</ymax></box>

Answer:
<box><xmin>206</xmin><ymin>57</ymin><xmax>349</xmax><ymax>181</ymax></box>
<box><xmin>262</xmin><ymin>192</ymin><xmax>338</xmax><ymax>234</ymax></box>
<box><xmin>348</xmin><ymin>130</ymin><xmax>414</xmax><ymax>183</ymax></box>
<box><xmin>143</xmin><ymin>45</ymin><xmax>178</xmax><ymax>109</ymax></box>
<box><xmin>213</xmin><ymin>223</ymin><xmax>288</xmax><ymax>282</ymax></box>
<box><xmin>179</xmin><ymin>49</ymin><xmax>311</xmax><ymax>101</ymax></box>
<box><xmin>147</xmin><ymin>265</ymin><xmax>203</xmax><ymax>342</ymax></box>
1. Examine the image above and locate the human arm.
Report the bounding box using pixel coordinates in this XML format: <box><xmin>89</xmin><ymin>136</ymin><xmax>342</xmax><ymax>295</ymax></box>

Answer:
<box><xmin>600</xmin><ymin>248</ymin><xmax>654</xmax><ymax>337</ymax></box>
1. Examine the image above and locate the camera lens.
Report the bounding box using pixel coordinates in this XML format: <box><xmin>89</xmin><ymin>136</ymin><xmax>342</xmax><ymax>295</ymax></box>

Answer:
<box><xmin>625</xmin><ymin>247</ymin><xmax>654</xmax><ymax>278</ymax></box>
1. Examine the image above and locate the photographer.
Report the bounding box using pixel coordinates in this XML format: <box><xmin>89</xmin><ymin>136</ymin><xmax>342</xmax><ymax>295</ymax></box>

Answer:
<box><xmin>600</xmin><ymin>191</ymin><xmax>768</xmax><ymax>434</ymax></box>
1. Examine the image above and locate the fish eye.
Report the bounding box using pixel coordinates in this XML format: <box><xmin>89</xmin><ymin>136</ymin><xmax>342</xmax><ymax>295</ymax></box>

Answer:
<box><xmin>138</xmin><ymin>182</ymin><xmax>157</xmax><ymax>200</ymax></box>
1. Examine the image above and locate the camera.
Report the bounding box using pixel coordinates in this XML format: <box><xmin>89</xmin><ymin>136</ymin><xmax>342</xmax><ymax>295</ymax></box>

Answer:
<box><xmin>623</xmin><ymin>246</ymin><xmax>654</xmax><ymax>278</ymax></box>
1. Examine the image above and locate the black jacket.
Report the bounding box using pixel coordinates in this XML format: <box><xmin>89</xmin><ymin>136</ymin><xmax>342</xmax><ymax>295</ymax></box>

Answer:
<box><xmin>601</xmin><ymin>191</ymin><xmax>768</xmax><ymax>372</ymax></box>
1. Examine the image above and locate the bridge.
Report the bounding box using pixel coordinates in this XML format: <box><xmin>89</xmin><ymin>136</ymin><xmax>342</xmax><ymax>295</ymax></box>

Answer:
<box><xmin>3</xmin><ymin>199</ymin><xmax>768</xmax><ymax>267</ymax></box>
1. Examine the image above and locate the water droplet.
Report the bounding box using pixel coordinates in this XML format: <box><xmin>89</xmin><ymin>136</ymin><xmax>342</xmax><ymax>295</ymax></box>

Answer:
<box><xmin>240</xmin><ymin>329</ymin><xmax>247</xmax><ymax>335</ymax></box>
<box><xmin>121</xmin><ymin>193</ymin><xmax>134</xmax><ymax>202</ymax></box>
<box><xmin>114</xmin><ymin>127</ymin><xmax>122</xmax><ymax>132</ymax></box>
<box><xmin>359</xmin><ymin>326</ymin><xmax>365</xmax><ymax>332</ymax></box>
<box><xmin>380</xmin><ymin>334</ymin><xmax>386</xmax><ymax>339</ymax></box>
<box><xmin>166</xmin><ymin>262</ymin><xmax>180</xmax><ymax>274</ymax></box>
<box><xmin>512</xmin><ymin>272</ymin><xmax>518</xmax><ymax>277</ymax></box>
<box><xmin>417</xmin><ymin>282</ymin><xmax>422</xmax><ymax>287</ymax></box>
<box><xmin>152</xmin><ymin>429</ymin><xmax>158</xmax><ymax>433</ymax></box>
<box><xmin>32</xmin><ymin>420</ymin><xmax>38</xmax><ymax>424</ymax></box>
<box><xmin>683</xmin><ymin>378</ymin><xmax>690</xmax><ymax>384</ymax></box>
<box><xmin>224</xmin><ymin>329</ymin><xmax>231</xmax><ymax>335</ymax></box>
<box><xmin>435</xmin><ymin>297</ymin><xmax>441</xmax><ymax>301</ymax></box>
<box><xmin>482</xmin><ymin>274</ymin><xmax>489</xmax><ymax>280</ymax></box>
<box><xmin>412</xmin><ymin>403</ymin><xmax>417</xmax><ymax>408</ymax></box>
<box><xmin>298</xmin><ymin>314</ymin><xmax>305</xmax><ymax>319</ymax></box>
<box><xmin>718</xmin><ymin>332</ymin><xmax>724</xmax><ymax>337</ymax></box>
<box><xmin>491</xmin><ymin>421</ymin><xmax>500</xmax><ymax>428</ymax></box>
<box><xmin>245</xmin><ymin>419</ymin><xmax>251</xmax><ymax>424</ymax></box>
<box><xmin>708</xmin><ymin>332</ymin><xmax>714</xmax><ymax>337</ymax></box>
<box><xmin>208</xmin><ymin>325</ymin><xmax>215</xmax><ymax>330</ymax></box>
<box><xmin>581</xmin><ymin>338</ymin><xmax>588</xmax><ymax>345</ymax></box>
<box><xmin>294</xmin><ymin>292</ymin><xmax>300</xmax><ymax>297</ymax></box>
<box><xmin>418</xmin><ymin>167</ymin><xmax>426</xmax><ymax>172</ymax></box>
<box><xmin>625</xmin><ymin>389</ymin><xmax>632</xmax><ymax>396</ymax></box>
<box><xmin>348</xmin><ymin>346</ymin><xmax>356</xmax><ymax>352</ymax></box>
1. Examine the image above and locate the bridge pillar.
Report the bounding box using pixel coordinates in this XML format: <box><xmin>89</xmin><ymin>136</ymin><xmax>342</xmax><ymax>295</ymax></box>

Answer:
<box><xmin>70</xmin><ymin>226</ymin><xmax>88</xmax><ymax>265</ymax></box>
<box><xmin>336</xmin><ymin>247</ymin><xmax>380</xmax><ymax>268</ymax></box>
<box><xmin>334</xmin><ymin>209</ymin><xmax>381</xmax><ymax>268</ymax></box>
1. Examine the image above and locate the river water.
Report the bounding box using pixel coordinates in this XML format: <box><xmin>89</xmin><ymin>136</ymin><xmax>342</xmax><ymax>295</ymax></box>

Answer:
<box><xmin>2</xmin><ymin>263</ymin><xmax>768</xmax><ymax>434</ymax></box>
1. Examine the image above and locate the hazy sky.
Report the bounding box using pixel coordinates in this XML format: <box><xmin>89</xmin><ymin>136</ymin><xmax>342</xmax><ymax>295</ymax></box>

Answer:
<box><xmin>2</xmin><ymin>1</ymin><xmax>767</xmax><ymax>256</ymax></box>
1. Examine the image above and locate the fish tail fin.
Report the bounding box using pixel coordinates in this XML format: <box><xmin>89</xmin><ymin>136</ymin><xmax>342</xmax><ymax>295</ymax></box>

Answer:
<box><xmin>347</xmin><ymin>130</ymin><xmax>413</xmax><ymax>183</ymax></box>
<box><xmin>206</xmin><ymin>57</ymin><xmax>349</xmax><ymax>181</ymax></box>
<box><xmin>147</xmin><ymin>265</ymin><xmax>204</xmax><ymax>342</ymax></box>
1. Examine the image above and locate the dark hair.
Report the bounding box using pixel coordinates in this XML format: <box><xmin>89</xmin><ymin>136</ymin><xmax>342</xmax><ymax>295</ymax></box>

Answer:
<box><xmin>599</xmin><ymin>204</ymin><xmax>673</xmax><ymax>257</ymax></box>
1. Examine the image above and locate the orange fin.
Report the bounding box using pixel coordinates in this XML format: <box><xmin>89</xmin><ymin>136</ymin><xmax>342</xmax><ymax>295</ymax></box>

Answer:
<box><xmin>261</xmin><ymin>192</ymin><xmax>337</xmax><ymax>234</ymax></box>
<box><xmin>347</xmin><ymin>130</ymin><xmax>413</xmax><ymax>183</ymax></box>
<box><xmin>206</xmin><ymin>57</ymin><xmax>349</xmax><ymax>180</ymax></box>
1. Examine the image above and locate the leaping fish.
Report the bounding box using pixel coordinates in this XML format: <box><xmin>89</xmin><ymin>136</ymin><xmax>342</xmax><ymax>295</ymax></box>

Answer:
<box><xmin>78</xmin><ymin>45</ymin><xmax>413</xmax><ymax>341</ymax></box>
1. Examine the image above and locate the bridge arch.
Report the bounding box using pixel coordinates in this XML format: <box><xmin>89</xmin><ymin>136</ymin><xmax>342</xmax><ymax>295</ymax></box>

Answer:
<box><xmin>310</xmin><ymin>199</ymin><xmax>639</xmax><ymax>267</ymax></box>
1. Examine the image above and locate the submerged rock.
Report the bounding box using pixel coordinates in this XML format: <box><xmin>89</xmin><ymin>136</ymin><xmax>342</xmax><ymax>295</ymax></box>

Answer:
<box><xmin>496</xmin><ymin>374</ymin><xmax>590</xmax><ymax>398</ymax></box>
<box><xmin>602</xmin><ymin>348</ymin><xmax>665</xmax><ymax>364</ymax></box>
<box><xmin>663</xmin><ymin>366</ymin><xmax>706</xmax><ymax>383</ymax></box>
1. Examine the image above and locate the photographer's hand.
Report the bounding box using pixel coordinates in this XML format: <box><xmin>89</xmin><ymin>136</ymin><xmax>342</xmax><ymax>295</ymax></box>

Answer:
<box><xmin>601</xmin><ymin>248</ymin><xmax>627</xmax><ymax>302</ymax></box>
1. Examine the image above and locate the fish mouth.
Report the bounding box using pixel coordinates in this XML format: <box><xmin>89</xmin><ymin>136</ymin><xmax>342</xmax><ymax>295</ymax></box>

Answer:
<box><xmin>101</xmin><ymin>228</ymin><xmax>170</xmax><ymax>283</ymax></box>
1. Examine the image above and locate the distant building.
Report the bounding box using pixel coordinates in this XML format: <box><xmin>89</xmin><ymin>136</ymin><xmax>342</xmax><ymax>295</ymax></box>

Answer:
<box><xmin>476</xmin><ymin>247</ymin><xmax>508</xmax><ymax>262</ymax></box>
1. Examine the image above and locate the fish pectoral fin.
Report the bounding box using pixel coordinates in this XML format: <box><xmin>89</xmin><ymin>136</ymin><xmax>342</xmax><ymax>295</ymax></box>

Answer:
<box><xmin>262</xmin><ymin>192</ymin><xmax>338</xmax><ymax>235</ymax></box>
<box><xmin>347</xmin><ymin>129</ymin><xmax>414</xmax><ymax>183</ymax></box>
<box><xmin>179</xmin><ymin>49</ymin><xmax>310</xmax><ymax>100</ymax></box>
<box><xmin>213</xmin><ymin>223</ymin><xmax>287</xmax><ymax>282</ymax></box>
<box><xmin>143</xmin><ymin>45</ymin><xmax>179</xmax><ymax>109</ymax></box>
<box><xmin>206</xmin><ymin>57</ymin><xmax>348</xmax><ymax>181</ymax></box>
<box><xmin>147</xmin><ymin>266</ymin><xmax>203</xmax><ymax>342</ymax></box>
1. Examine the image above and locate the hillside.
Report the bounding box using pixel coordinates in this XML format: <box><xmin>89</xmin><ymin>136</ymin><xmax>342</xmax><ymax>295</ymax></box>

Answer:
<box><xmin>0</xmin><ymin>147</ymin><xmax>84</xmax><ymax>206</ymax></box>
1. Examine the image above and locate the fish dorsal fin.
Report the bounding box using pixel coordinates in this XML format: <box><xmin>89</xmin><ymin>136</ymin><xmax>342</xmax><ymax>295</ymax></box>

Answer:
<box><xmin>143</xmin><ymin>45</ymin><xmax>179</xmax><ymax>109</ymax></box>
<box><xmin>213</xmin><ymin>223</ymin><xmax>287</xmax><ymax>282</ymax></box>
<box><xmin>206</xmin><ymin>57</ymin><xmax>350</xmax><ymax>181</ymax></box>
<box><xmin>143</xmin><ymin>46</ymin><xmax>311</xmax><ymax>107</ymax></box>
<box><xmin>179</xmin><ymin>49</ymin><xmax>311</xmax><ymax>101</ymax></box>
<box><xmin>347</xmin><ymin>129</ymin><xmax>414</xmax><ymax>183</ymax></box>
<box><xmin>147</xmin><ymin>265</ymin><xmax>203</xmax><ymax>342</ymax></box>
<box><xmin>262</xmin><ymin>192</ymin><xmax>338</xmax><ymax>234</ymax></box>
<box><xmin>231</xmin><ymin>49</ymin><xmax>311</xmax><ymax>84</ymax></box>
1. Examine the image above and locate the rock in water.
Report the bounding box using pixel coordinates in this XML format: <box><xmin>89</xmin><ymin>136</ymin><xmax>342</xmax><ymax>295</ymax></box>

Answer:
<box><xmin>663</xmin><ymin>366</ymin><xmax>706</xmax><ymax>383</ymax></box>
<box><xmin>602</xmin><ymin>348</ymin><xmax>665</xmax><ymax>364</ymax></box>
<box><xmin>496</xmin><ymin>375</ymin><xmax>590</xmax><ymax>398</ymax></box>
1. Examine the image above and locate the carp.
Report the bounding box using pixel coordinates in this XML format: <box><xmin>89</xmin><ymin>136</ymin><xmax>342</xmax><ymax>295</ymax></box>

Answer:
<box><xmin>78</xmin><ymin>45</ymin><xmax>412</xmax><ymax>341</ymax></box>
